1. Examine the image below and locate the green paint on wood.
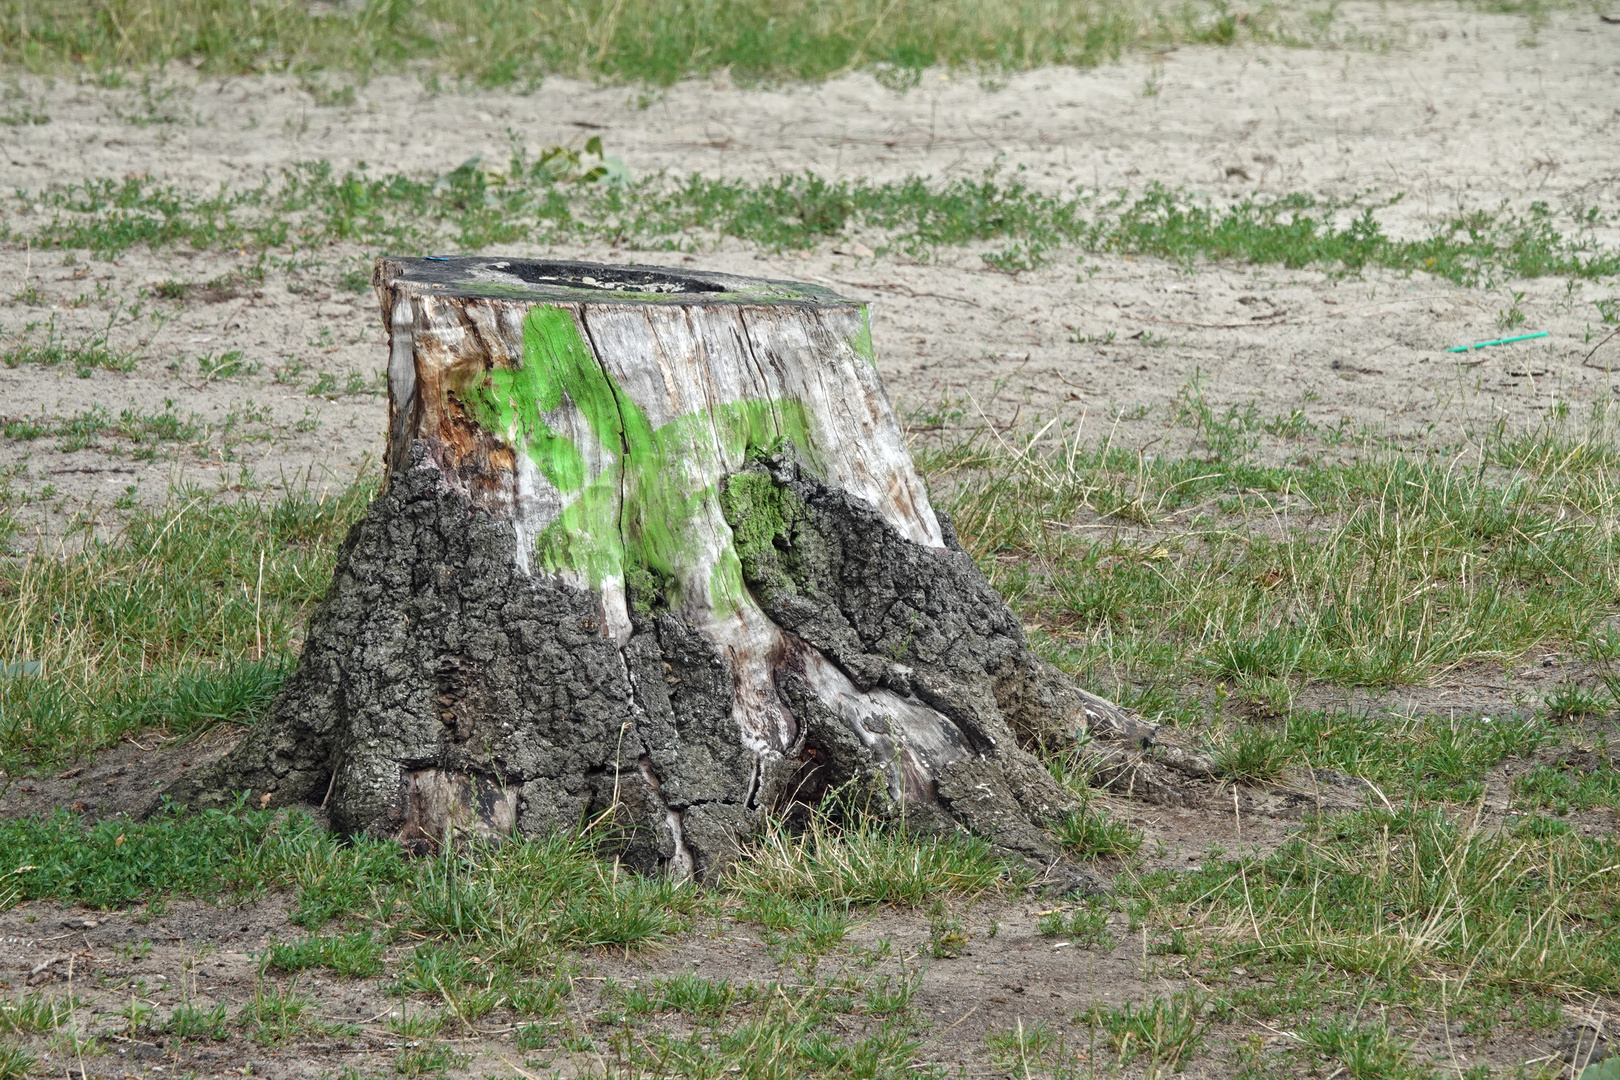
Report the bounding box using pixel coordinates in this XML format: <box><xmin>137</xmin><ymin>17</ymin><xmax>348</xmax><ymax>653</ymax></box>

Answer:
<box><xmin>622</xmin><ymin>399</ymin><xmax>812</xmax><ymax>617</ymax></box>
<box><xmin>852</xmin><ymin>306</ymin><xmax>876</xmax><ymax>367</ymax></box>
<box><xmin>461</xmin><ymin>304</ymin><xmax>815</xmax><ymax>615</ymax></box>
<box><xmin>463</xmin><ymin>305</ymin><xmax>605</xmax><ymax>493</ymax></box>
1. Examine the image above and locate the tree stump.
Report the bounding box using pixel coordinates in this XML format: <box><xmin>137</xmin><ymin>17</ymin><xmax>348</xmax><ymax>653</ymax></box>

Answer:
<box><xmin>172</xmin><ymin>257</ymin><xmax>1192</xmax><ymax>879</ymax></box>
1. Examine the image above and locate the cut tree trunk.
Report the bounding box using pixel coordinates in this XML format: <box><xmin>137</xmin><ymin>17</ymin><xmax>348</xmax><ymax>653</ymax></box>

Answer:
<box><xmin>169</xmin><ymin>257</ymin><xmax>1203</xmax><ymax>880</ymax></box>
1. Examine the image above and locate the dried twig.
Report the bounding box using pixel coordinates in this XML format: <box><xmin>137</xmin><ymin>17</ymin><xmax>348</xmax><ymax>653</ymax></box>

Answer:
<box><xmin>1582</xmin><ymin>325</ymin><xmax>1620</xmax><ymax>370</ymax></box>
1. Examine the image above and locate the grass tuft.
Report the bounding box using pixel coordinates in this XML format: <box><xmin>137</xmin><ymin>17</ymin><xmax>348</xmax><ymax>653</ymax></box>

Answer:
<box><xmin>1214</xmin><ymin>726</ymin><xmax>1293</xmax><ymax>785</ymax></box>
<box><xmin>3</xmin><ymin>318</ymin><xmax>136</xmax><ymax>376</ymax></box>
<box><xmin>163</xmin><ymin>1002</ymin><xmax>230</xmax><ymax>1041</ymax></box>
<box><xmin>1053</xmin><ymin>805</ymin><xmax>1144</xmax><ymax>859</ymax></box>
<box><xmin>266</xmin><ymin>930</ymin><xmax>386</xmax><ymax>978</ymax></box>
<box><xmin>1298</xmin><ymin>1015</ymin><xmax>1436</xmax><ymax>1080</ymax></box>
<box><xmin>0</xmin><ymin>993</ymin><xmax>74</xmax><ymax>1036</ymax></box>
<box><xmin>726</xmin><ymin>810</ymin><xmax>1025</xmax><ymax>907</ymax></box>
<box><xmin>1081</xmin><ymin>990</ymin><xmax>1207</xmax><ymax>1071</ymax></box>
<box><xmin>617</xmin><ymin>974</ymin><xmax>752</xmax><ymax>1018</ymax></box>
<box><xmin>238</xmin><ymin>978</ymin><xmax>324</xmax><ymax>1045</ymax></box>
<box><xmin>402</xmin><ymin>832</ymin><xmax>698</xmax><ymax>960</ymax></box>
<box><xmin>0</xmin><ymin>1042</ymin><xmax>35</xmax><ymax>1080</ymax></box>
<box><xmin>3</xmin><ymin>404</ymin><xmax>204</xmax><ymax>449</ymax></box>
<box><xmin>1037</xmin><ymin>904</ymin><xmax>1114</xmax><ymax>947</ymax></box>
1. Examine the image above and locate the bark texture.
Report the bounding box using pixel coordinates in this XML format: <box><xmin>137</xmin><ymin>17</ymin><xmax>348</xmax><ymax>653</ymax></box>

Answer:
<box><xmin>168</xmin><ymin>257</ymin><xmax>1200</xmax><ymax>879</ymax></box>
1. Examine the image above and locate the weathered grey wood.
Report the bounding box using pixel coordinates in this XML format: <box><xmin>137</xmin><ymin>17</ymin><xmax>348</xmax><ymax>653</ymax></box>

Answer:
<box><xmin>169</xmin><ymin>258</ymin><xmax>1202</xmax><ymax>881</ymax></box>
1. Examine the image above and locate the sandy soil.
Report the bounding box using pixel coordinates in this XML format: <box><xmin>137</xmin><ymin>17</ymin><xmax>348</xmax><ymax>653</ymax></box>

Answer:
<box><xmin>1</xmin><ymin>3</ymin><xmax>1618</xmax><ymax>538</ymax></box>
<box><xmin>2</xmin><ymin>5</ymin><xmax>1616</xmax><ymax>219</ymax></box>
<box><xmin>3</xmin><ymin>4</ymin><xmax>1620</xmax><ymax>1077</ymax></box>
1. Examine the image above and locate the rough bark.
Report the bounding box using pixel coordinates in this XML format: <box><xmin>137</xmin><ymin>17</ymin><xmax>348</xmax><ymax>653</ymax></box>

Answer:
<box><xmin>167</xmin><ymin>257</ymin><xmax>1203</xmax><ymax>879</ymax></box>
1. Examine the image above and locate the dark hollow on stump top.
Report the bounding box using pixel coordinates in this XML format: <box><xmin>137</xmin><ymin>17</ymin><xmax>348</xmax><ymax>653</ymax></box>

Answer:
<box><xmin>169</xmin><ymin>256</ymin><xmax>1161</xmax><ymax>882</ymax></box>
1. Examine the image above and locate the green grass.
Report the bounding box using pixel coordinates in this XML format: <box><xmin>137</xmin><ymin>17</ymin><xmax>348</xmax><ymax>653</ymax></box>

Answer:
<box><xmin>1094</xmin><ymin>185</ymin><xmax>1620</xmax><ymax>285</ymax></box>
<box><xmin>153</xmin><ymin>264</ymin><xmax>264</xmax><ymax>304</ymax></box>
<box><xmin>726</xmin><ymin>811</ymin><xmax>1027</xmax><ymax>907</ymax></box>
<box><xmin>0</xmin><ymin>1043</ymin><xmax>34</xmax><ymax>1080</ymax></box>
<box><xmin>1127</xmin><ymin>803</ymin><xmax>1620</xmax><ymax>991</ymax></box>
<box><xmin>616</xmin><ymin>974</ymin><xmax>755</xmax><ymax>1018</ymax></box>
<box><xmin>1511</xmin><ymin>752</ymin><xmax>1620</xmax><ymax>813</ymax></box>
<box><xmin>394</xmin><ymin>1042</ymin><xmax>470</xmax><ymax>1077</ymax></box>
<box><xmin>0</xmin><ymin>797</ymin><xmax>324</xmax><ymax>908</ymax></box>
<box><xmin>1037</xmin><ymin>903</ymin><xmax>1114</xmax><ymax>947</ymax></box>
<box><xmin>237</xmin><ymin>978</ymin><xmax>333</xmax><ymax>1045</ymax></box>
<box><xmin>0</xmin><ymin>479</ymin><xmax>373</xmax><ymax>772</ymax></box>
<box><xmin>164</xmin><ymin>1002</ymin><xmax>231</xmax><ymax>1041</ymax></box>
<box><xmin>1297</xmin><ymin>1015</ymin><xmax>1437</xmax><ymax>1080</ymax></box>
<box><xmin>985</xmin><ymin>1021</ymin><xmax>1066</xmax><ymax>1078</ymax></box>
<box><xmin>16</xmin><ymin>158</ymin><xmax>1618</xmax><ymax>287</ymax></box>
<box><xmin>596</xmin><ymin>985</ymin><xmax>929</xmax><ymax>1079</ymax></box>
<box><xmin>401</xmin><ymin>833</ymin><xmax>698</xmax><ymax>956</ymax></box>
<box><xmin>267</xmin><ymin>929</ymin><xmax>387</xmax><ymax>978</ymax></box>
<box><xmin>747</xmin><ymin>895</ymin><xmax>852</xmax><ymax>962</ymax></box>
<box><xmin>0</xmin><ymin>0</ymin><xmax>1289</xmax><ymax>86</ymax></box>
<box><xmin>1081</xmin><ymin>990</ymin><xmax>1207</xmax><ymax>1072</ymax></box>
<box><xmin>1257</xmin><ymin>709</ymin><xmax>1554</xmax><ymax>803</ymax></box>
<box><xmin>1052</xmin><ymin>805</ymin><xmax>1144</xmax><ymax>858</ymax></box>
<box><xmin>1213</xmin><ymin>725</ymin><xmax>1294</xmax><ymax>784</ymax></box>
<box><xmin>0</xmin><ymin>993</ymin><xmax>74</xmax><ymax>1036</ymax></box>
<box><xmin>0</xmin><ymin>802</ymin><xmax>951</xmax><ymax>1074</ymax></box>
<box><xmin>923</xmin><ymin>396</ymin><xmax>1620</xmax><ymax>702</ymax></box>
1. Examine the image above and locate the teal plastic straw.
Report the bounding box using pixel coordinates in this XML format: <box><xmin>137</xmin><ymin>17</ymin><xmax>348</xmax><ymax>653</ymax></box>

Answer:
<box><xmin>1447</xmin><ymin>331</ymin><xmax>1548</xmax><ymax>353</ymax></box>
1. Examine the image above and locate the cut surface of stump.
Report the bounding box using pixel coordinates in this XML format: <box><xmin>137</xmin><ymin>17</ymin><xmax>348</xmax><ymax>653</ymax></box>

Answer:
<box><xmin>172</xmin><ymin>257</ymin><xmax>1186</xmax><ymax>879</ymax></box>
